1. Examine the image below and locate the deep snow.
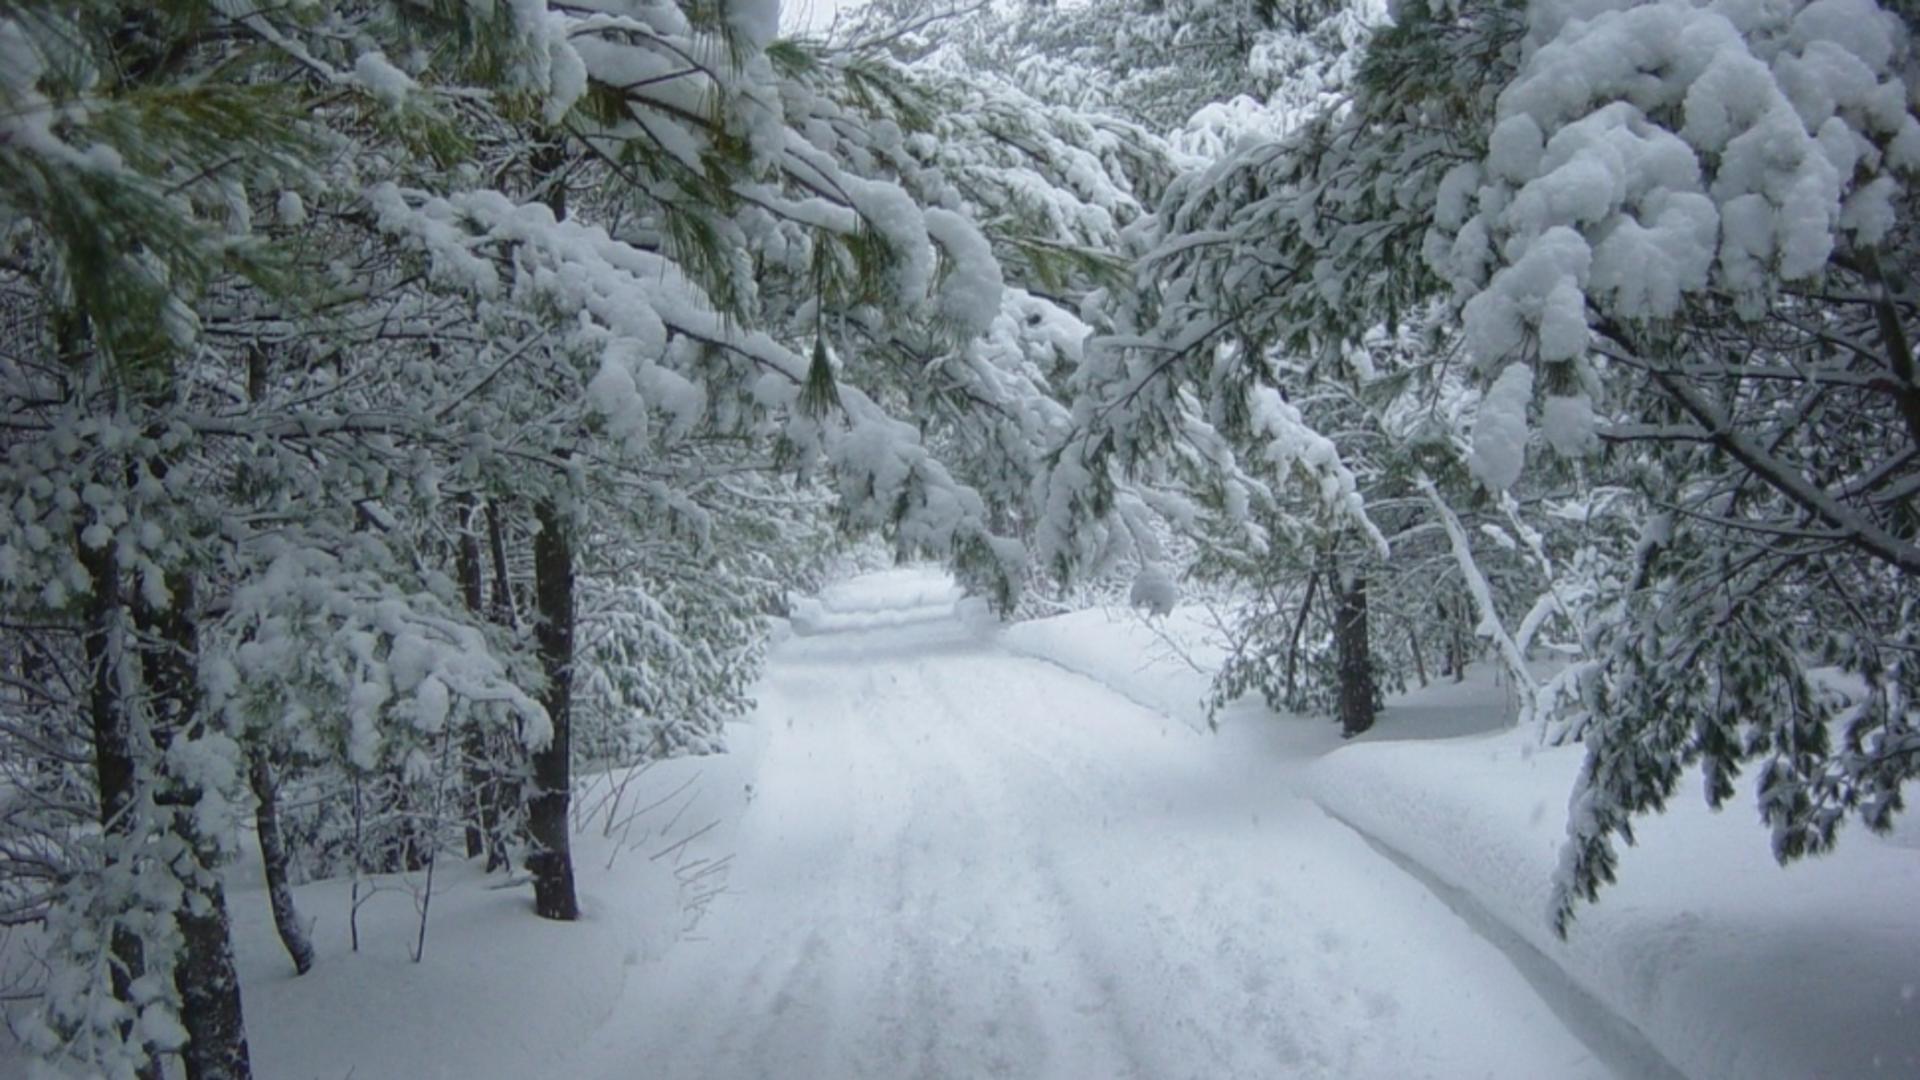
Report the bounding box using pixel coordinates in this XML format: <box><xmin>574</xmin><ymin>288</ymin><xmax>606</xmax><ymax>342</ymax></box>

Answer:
<box><xmin>1003</xmin><ymin>591</ymin><xmax>1920</xmax><ymax>1080</ymax></box>
<box><xmin>560</xmin><ymin>568</ymin><xmax>1620</xmax><ymax>1068</ymax></box>
<box><xmin>1311</xmin><ymin>725</ymin><xmax>1920</xmax><ymax>1080</ymax></box>
<box><xmin>565</xmin><ymin>568</ymin><xmax>1610</xmax><ymax>1079</ymax></box>
<box><xmin>9</xmin><ymin>567</ymin><xmax>1912</xmax><ymax>1078</ymax></box>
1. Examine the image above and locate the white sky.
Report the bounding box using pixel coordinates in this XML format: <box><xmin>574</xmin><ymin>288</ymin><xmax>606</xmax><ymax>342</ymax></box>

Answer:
<box><xmin>781</xmin><ymin>0</ymin><xmax>861</xmax><ymax>33</ymax></box>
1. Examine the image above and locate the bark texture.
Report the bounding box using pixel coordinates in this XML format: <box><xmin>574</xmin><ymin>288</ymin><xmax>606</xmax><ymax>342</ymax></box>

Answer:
<box><xmin>1333</xmin><ymin>569</ymin><xmax>1377</xmax><ymax>738</ymax></box>
<box><xmin>79</xmin><ymin>539</ymin><xmax>161</xmax><ymax>1080</ymax></box>
<box><xmin>138</xmin><ymin>571</ymin><xmax>252</xmax><ymax>1079</ymax></box>
<box><xmin>528</xmin><ymin>500</ymin><xmax>579</xmax><ymax>921</ymax></box>
<box><xmin>248</xmin><ymin>751</ymin><xmax>313</xmax><ymax>975</ymax></box>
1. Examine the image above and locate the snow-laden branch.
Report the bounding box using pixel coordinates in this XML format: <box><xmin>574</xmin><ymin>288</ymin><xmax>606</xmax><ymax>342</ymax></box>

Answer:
<box><xmin>1417</xmin><ymin>472</ymin><xmax>1538</xmax><ymax>725</ymax></box>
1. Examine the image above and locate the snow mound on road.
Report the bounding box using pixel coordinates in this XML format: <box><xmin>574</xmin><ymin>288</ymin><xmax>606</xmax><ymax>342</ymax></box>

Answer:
<box><xmin>788</xmin><ymin>565</ymin><xmax>967</xmax><ymax>635</ymax></box>
<box><xmin>810</xmin><ymin>566</ymin><xmax>964</xmax><ymax>613</ymax></box>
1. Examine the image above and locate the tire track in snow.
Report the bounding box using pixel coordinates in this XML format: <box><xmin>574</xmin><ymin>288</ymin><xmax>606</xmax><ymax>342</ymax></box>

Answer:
<box><xmin>901</xmin><ymin>657</ymin><xmax>1154</xmax><ymax>1080</ymax></box>
<box><xmin>586</xmin><ymin>584</ymin><xmax>1616</xmax><ymax>1079</ymax></box>
<box><xmin>846</xmin><ymin>657</ymin><xmax>1139</xmax><ymax>1080</ymax></box>
<box><xmin>911</xmin><ymin>652</ymin><xmax>1611</xmax><ymax>1079</ymax></box>
<box><xmin>910</xmin><ymin>656</ymin><xmax>1345</xmax><ymax>1079</ymax></box>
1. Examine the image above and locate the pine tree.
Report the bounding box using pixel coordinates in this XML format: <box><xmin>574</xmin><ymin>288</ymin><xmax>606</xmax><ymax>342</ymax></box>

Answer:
<box><xmin>1039</xmin><ymin>0</ymin><xmax>1920</xmax><ymax>930</ymax></box>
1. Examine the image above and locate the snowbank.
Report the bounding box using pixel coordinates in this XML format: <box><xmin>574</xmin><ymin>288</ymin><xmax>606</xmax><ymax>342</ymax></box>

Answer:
<box><xmin>788</xmin><ymin>566</ymin><xmax>966</xmax><ymax>634</ymax></box>
<box><xmin>997</xmin><ymin>604</ymin><xmax>1225</xmax><ymax>732</ymax></box>
<box><xmin>235</xmin><ymin>723</ymin><xmax>763</xmax><ymax>1078</ymax></box>
<box><xmin>1005</xmin><ymin>604</ymin><xmax>1920</xmax><ymax>1080</ymax></box>
<box><xmin>1</xmin><ymin>721</ymin><xmax>764</xmax><ymax>1079</ymax></box>
<box><xmin>1311</xmin><ymin>727</ymin><xmax>1920</xmax><ymax>1079</ymax></box>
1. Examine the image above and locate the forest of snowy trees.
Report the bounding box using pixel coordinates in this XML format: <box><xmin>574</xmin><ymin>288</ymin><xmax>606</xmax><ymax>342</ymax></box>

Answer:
<box><xmin>1</xmin><ymin>0</ymin><xmax>1916</xmax><ymax>1074</ymax></box>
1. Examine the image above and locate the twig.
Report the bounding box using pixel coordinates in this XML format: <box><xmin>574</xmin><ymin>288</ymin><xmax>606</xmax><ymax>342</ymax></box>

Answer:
<box><xmin>649</xmin><ymin>819</ymin><xmax>720</xmax><ymax>866</ymax></box>
<box><xmin>411</xmin><ymin>725</ymin><xmax>457</xmax><ymax>963</ymax></box>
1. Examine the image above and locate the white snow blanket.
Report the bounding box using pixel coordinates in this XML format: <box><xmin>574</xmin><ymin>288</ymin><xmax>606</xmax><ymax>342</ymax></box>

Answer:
<box><xmin>1311</xmin><ymin>730</ymin><xmax>1920</xmax><ymax>1080</ymax></box>
<box><xmin>13</xmin><ymin>575</ymin><xmax>1912</xmax><ymax>1080</ymax></box>
<box><xmin>1002</xmin><ymin>597</ymin><xmax>1920</xmax><ymax>1080</ymax></box>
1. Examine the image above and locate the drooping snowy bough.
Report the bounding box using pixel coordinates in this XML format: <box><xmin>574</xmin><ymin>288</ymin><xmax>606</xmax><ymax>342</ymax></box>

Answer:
<box><xmin>0</xmin><ymin>0</ymin><xmax>1094</xmax><ymax>1074</ymax></box>
<box><xmin>1401</xmin><ymin>0</ymin><xmax>1920</xmax><ymax>931</ymax></box>
<box><xmin>1018</xmin><ymin>0</ymin><xmax>1920</xmax><ymax>928</ymax></box>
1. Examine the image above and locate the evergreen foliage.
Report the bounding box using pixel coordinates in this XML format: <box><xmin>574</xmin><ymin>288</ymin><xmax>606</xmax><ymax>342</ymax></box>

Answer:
<box><xmin>1</xmin><ymin>0</ymin><xmax>1916</xmax><ymax>1069</ymax></box>
<box><xmin>0</xmin><ymin>0</ymin><xmax>1089</xmax><ymax>1071</ymax></box>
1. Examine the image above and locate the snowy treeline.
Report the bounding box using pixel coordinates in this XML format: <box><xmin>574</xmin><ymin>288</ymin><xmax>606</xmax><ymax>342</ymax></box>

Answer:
<box><xmin>858</xmin><ymin>0</ymin><xmax>1919</xmax><ymax>939</ymax></box>
<box><xmin>0</xmin><ymin>1</ymin><xmax>1132</xmax><ymax>1074</ymax></box>
<box><xmin>2</xmin><ymin>0</ymin><xmax>1917</xmax><ymax>1074</ymax></box>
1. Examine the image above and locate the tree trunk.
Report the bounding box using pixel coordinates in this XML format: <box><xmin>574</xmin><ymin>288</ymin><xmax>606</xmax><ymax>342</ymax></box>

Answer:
<box><xmin>1333</xmin><ymin>568</ymin><xmax>1377</xmax><ymax>738</ymax></box>
<box><xmin>481</xmin><ymin>498</ymin><xmax>516</xmax><ymax>872</ymax></box>
<box><xmin>1450</xmin><ymin>599</ymin><xmax>1467</xmax><ymax>683</ymax></box>
<box><xmin>172</xmin><ymin>871</ymin><xmax>251</xmax><ymax>1080</ymax></box>
<box><xmin>79</xmin><ymin>538</ymin><xmax>135</xmax><ymax>836</ymax></box>
<box><xmin>1438</xmin><ymin>596</ymin><xmax>1467</xmax><ymax>681</ymax></box>
<box><xmin>525</xmin><ymin>139</ymin><xmax>577</xmax><ymax>918</ymax></box>
<box><xmin>247</xmin><ymin>750</ymin><xmax>313</xmax><ymax>975</ymax></box>
<box><xmin>486</xmin><ymin>498</ymin><xmax>517</xmax><ymax>629</ymax></box>
<box><xmin>528</xmin><ymin>500</ymin><xmax>579</xmax><ymax>921</ymax></box>
<box><xmin>137</xmin><ymin>571</ymin><xmax>252</xmax><ymax>1080</ymax></box>
<box><xmin>1283</xmin><ymin>569</ymin><xmax>1319</xmax><ymax>711</ymax></box>
<box><xmin>78</xmin><ymin>539</ymin><xmax>162</xmax><ymax>1080</ymax></box>
<box><xmin>457</xmin><ymin>497</ymin><xmax>486</xmax><ymax>616</ymax></box>
<box><xmin>482</xmin><ymin>731</ymin><xmax>512</xmax><ymax>873</ymax></box>
<box><xmin>455</xmin><ymin>497</ymin><xmax>492</xmax><ymax>861</ymax></box>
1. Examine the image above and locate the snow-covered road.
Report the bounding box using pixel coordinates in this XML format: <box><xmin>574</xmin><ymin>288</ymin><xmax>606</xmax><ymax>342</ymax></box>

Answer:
<box><xmin>588</xmin><ymin>569</ymin><xmax>1613</xmax><ymax>1079</ymax></box>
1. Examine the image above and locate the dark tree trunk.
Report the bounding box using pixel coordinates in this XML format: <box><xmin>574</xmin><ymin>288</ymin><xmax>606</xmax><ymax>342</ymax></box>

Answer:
<box><xmin>479</xmin><ymin>731</ymin><xmax>512</xmax><ymax>873</ymax></box>
<box><xmin>1449</xmin><ymin>598</ymin><xmax>1467</xmax><ymax>683</ymax></box>
<box><xmin>172</xmin><ymin>872</ymin><xmax>251</xmax><ymax>1080</ymax></box>
<box><xmin>247</xmin><ymin>750</ymin><xmax>313</xmax><ymax>975</ymax></box>
<box><xmin>1437</xmin><ymin>596</ymin><xmax>1467</xmax><ymax>681</ymax></box>
<box><xmin>136</xmin><ymin>572</ymin><xmax>252</xmax><ymax>1079</ymax></box>
<box><xmin>240</xmin><ymin>343</ymin><xmax>312</xmax><ymax>975</ymax></box>
<box><xmin>528</xmin><ymin>500</ymin><xmax>579</xmax><ymax>920</ymax></box>
<box><xmin>1284</xmin><ymin>569</ymin><xmax>1320</xmax><ymax>710</ymax></box>
<box><xmin>245</xmin><ymin>344</ymin><xmax>269</xmax><ymax>404</ymax></box>
<box><xmin>66</xmin><ymin>312</ymin><xmax>163</xmax><ymax>1078</ymax></box>
<box><xmin>1333</xmin><ymin>568</ymin><xmax>1377</xmax><ymax>738</ymax></box>
<box><xmin>522</xmin><ymin>139</ymin><xmax>577</xmax><ymax>917</ymax></box>
<box><xmin>78</xmin><ymin>540</ymin><xmax>161</xmax><ymax>1080</ymax></box>
<box><xmin>80</xmin><ymin>541</ymin><xmax>135</xmax><ymax>832</ymax></box>
<box><xmin>456</xmin><ymin>496</ymin><xmax>486</xmax><ymax>616</ymax></box>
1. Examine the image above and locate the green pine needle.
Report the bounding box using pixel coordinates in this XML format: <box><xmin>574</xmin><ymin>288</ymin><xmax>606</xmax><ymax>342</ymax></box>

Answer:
<box><xmin>799</xmin><ymin>336</ymin><xmax>844</xmax><ymax>418</ymax></box>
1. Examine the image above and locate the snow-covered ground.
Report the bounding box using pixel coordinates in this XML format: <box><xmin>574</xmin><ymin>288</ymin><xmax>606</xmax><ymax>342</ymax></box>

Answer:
<box><xmin>215</xmin><ymin>726</ymin><xmax>764</xmax><ymax>1077</ymax></box>
<box><xmin>1310</xmin><ymin>721</ymin><xmax>1920</xmax><ymax>1080</ymax></box>
<box><xmin>8</xmin><ymin>566</ymin><xmax>1914</xmax><ymax>1078</ymax></box>
<box><xmin>1002</xmin><ymin>588</ymin><xmax>1920</xmax><ymax>1080</ymax></box>
<box><xmin>564</xmin><ymin>568</ymin><xmax>1609</xmax><ymax>1078</ymax></box>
